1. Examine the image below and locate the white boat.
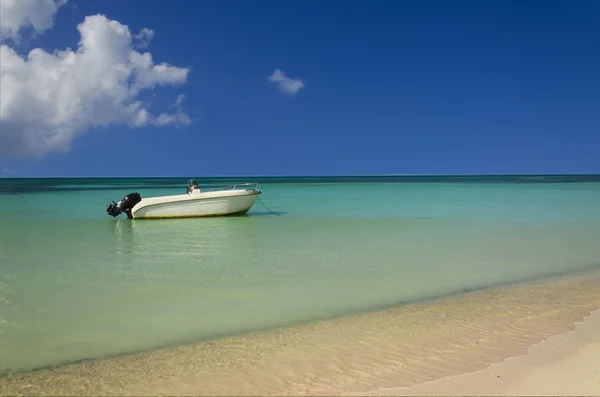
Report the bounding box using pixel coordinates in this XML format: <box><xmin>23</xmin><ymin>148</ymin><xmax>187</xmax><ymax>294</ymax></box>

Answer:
<box><xmin>106</xmin><ymin>179</ymin><xmax>262</xmax><ymax>219</ymax></box>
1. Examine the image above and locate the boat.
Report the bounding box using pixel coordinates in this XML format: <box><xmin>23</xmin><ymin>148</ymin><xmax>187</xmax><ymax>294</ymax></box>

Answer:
<box><xmin>106</xmin><ymin>179</ymin><xmax>262</xmax><ymax>219</ymax></box>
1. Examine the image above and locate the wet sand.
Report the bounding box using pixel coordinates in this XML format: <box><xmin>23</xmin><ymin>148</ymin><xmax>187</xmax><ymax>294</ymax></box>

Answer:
<box><xmin>348</xmin><ymin>307</ymin><xmax>600</xmax><ymax>396</ymax></box>
<box><xmin>2</xmin><ymin>269</ymin><xmax>600</xmax><ymax>396</ymax></box>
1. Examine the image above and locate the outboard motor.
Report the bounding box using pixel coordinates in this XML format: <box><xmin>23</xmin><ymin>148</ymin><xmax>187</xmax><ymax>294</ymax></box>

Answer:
<box><xmin>106</xmin><ymin>192</ymin><xmax>142</xmax><ymax>219</ymax></box>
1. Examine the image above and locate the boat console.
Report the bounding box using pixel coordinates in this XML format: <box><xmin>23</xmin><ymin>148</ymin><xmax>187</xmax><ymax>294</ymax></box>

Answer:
<box><xmin>186</xmin><ymin>179</ymin><xmax>201</xmax><ymax>195</ymax></box>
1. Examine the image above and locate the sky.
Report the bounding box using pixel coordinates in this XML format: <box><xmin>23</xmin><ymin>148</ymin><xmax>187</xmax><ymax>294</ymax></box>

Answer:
<box><xmin>0</xmin><ymin>0</ymin><xmax>598</xmax><ymax>177</ymax></box>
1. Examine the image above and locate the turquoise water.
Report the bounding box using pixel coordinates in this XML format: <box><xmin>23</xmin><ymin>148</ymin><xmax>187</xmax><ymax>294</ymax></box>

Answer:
<box><xmin>1</xmin><ymin>176</ymin><xmax>600</xmax><ymax>374</ymax></box>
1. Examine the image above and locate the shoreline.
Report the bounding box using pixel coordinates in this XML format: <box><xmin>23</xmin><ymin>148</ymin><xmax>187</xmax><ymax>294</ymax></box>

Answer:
<box><xmin>5</xmin><ymin>265</ymin><xmax>600</xmax><ymax>378</ymax></box>
<box><xmin>350</xmin><ymin>307</ymin><xmax>600</xmax><ymax>396</ymax></box>
<box><xmin>2</xmin><ymin>269</ymin><xmax>600</xmax><ymax>396</ymax></box>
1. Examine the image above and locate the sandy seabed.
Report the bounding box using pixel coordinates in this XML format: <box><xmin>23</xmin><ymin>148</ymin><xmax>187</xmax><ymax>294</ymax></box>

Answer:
<box><xmin>2</xmin><ymin>269</ymin><xmax>600</xmax><ymax>396</ymax></box>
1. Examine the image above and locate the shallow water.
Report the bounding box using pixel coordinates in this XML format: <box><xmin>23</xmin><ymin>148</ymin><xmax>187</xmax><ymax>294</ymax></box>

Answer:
<box><xmin>1</xmin><ymin>176</ymin><xmax>600</xmax><ymax>374</ymax></box>
<box><xmin>3</xmin><ymin>270</ymin><xmax>600</xmax><ymax>396</ymax></box>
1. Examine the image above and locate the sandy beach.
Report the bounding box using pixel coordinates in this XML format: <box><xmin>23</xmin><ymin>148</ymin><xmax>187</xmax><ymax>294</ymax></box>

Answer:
<box><xmin>2</xmin><ymin>270</ymin><xmax>600</xmax><ymax>396</ymax></box>
<box><xmin>349</xmin><ymin>306</ymin><xmax>600</xmax><ymax>396</ymax></box>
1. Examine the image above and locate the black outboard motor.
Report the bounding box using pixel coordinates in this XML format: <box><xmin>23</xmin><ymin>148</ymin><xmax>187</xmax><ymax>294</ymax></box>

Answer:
<box><xmin>106</xmin><ymin>192</ymin><xmax>142</xmax><ymax>219</ymax></box>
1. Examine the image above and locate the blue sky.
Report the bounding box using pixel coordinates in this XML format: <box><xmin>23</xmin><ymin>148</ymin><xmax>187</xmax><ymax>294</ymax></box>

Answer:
<box><xmin>1</xmin><ymin>0</ymin><xmax>599</xmax><ymax>177</ymax></box>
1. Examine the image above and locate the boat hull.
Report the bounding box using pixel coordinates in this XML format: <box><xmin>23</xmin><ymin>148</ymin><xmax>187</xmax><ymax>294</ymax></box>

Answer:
<box><xmin>131</xmin><ymin>190</ymin><xmax>259</xmax><ymax>219</ymax></box>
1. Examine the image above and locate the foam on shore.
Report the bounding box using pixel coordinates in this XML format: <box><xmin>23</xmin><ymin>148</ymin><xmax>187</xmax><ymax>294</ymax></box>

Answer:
<box><xmin>2</xmin><ymin>269</ymin><xmax>600</xmax><ymax>396</ymax></box>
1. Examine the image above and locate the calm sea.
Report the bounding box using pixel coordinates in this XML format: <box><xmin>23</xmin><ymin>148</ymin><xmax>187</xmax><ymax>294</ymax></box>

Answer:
<box><xmin>1</xmin><ymin>175</ymin><xmax>600</xmax><ymax>375</ymax></box>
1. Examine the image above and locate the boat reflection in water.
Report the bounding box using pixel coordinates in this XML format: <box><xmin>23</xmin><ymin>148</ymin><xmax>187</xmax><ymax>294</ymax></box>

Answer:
<box><xmin>108</xmin><ymin>214</ymin><xmax>265</xmax><ymax>268</ymax></box>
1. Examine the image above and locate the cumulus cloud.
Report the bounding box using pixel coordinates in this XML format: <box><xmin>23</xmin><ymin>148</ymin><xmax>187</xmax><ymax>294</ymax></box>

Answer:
<box><xmin>0</xmin><ymin>0</ymin><xmax>67</xmax><ymax>41</ymax></box>
<box><xmin>133</xmin><ymin>27</ymin><xmax>154</xmax><ymax>49</ymax></box>
<box><xmin>268</xmin><ymin>69</ymin><xmax>304</xmax><ymax>95</ymax></box>
<box><xmin>0</xmin><ymin>9</ymin><xmax>191</xmax><ymax>158</ymax></box>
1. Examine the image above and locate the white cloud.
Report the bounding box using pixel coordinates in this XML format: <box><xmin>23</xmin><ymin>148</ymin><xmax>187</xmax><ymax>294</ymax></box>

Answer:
<box><xmin>0</xmin><ymin>11</ymin><xmax>191</xmax><ymax>158</ymax></box>
<box><xmin>268</xmin><ymin>69</ymin><xmax>304</xmax><ymax>95</ymax></box>
<box><xmin>133</xmin><ymin>27</ymin><xmax>154</xmax><ymax>49</ymax></box>
<box><xmin>151</xmin><ymin>94</ymin><xmax>190</xmax><ymax>127</ymax></box>
<box><xmin>0</xmin><ymin>0</ymin><xmax>67</xmax><ymax>41</ymax></box>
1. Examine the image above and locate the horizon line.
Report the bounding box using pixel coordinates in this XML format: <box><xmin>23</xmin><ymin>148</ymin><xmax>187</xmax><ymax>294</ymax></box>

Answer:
<box><xmin>1</xmin><ymin>173</ymin><xmax>600</xmax><ymax>179</ymax></box>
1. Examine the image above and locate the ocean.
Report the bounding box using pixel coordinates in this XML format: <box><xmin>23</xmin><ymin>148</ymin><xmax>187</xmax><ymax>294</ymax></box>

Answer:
<box><xmin>1</xmin><ymin>175</ymin><xmax>600</xmax><ymax>377</ymax></box>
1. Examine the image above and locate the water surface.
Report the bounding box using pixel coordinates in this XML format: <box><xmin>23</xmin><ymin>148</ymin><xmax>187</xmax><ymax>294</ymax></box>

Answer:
<box><xmin>1</xmin><ymin>175</ymin><xmax>599</xmax><ymax>374</ymax></box>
